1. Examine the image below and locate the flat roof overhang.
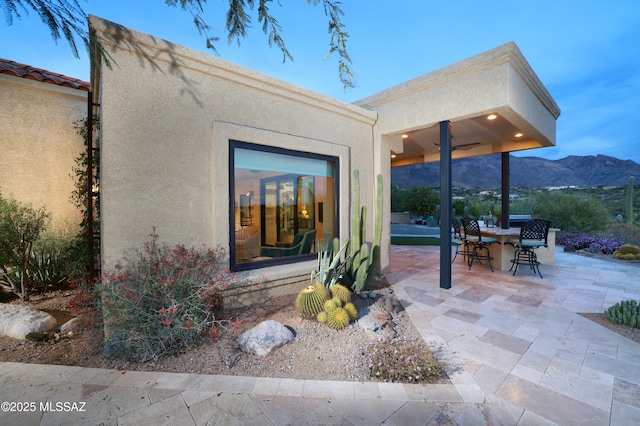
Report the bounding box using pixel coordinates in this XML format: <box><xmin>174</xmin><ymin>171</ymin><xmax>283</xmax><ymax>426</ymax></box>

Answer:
<box><xmin>354</xmin><ymin>42</ymin><xmax>561</xmax><ymax>166</ymax></box>
<box><xmin>354</xmin><ymin>42</ymin><xmax>560</xmax><ymax>289</ymax></box>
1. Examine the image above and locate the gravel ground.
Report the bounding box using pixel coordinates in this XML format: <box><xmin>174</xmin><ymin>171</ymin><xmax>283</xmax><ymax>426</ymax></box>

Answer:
<box><xmin>0</xmin><ymin>283</ymin><xmax>435</xmax><ymax>383</ymax></box>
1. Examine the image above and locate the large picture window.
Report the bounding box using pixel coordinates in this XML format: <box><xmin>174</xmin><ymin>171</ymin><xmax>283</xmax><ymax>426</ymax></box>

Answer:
<box><xmin>230</xmin><ymin>141</ymin><xmax>339</xmax><ymax>270</ymax></box>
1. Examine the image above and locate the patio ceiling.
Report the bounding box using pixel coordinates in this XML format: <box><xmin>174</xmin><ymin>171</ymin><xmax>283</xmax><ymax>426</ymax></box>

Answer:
<box><xmin>391</xmin><ymin>110</ymin><xmax>544</xmax><ymax>167</ymax></box>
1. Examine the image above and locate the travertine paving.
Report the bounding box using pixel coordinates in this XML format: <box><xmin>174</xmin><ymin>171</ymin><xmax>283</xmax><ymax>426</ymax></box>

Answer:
<box><xmin>1</xmin><ymin>246</ymin><xmax>639</xmax><ymax>425</ymax></box>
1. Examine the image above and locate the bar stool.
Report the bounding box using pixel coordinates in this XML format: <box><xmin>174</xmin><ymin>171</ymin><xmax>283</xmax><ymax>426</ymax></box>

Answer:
<box><xmin>452</xmin><ymin>217</ymin><xmax>470</xmax><ymax>263</ymax></box>
<box><xmin>461</xmin><ymin>217</ymin><xmax>498</xmax><ymax>272</ymax></box>
<box><xmin>505</xmin><ymin>219</ymin><xmax>552</xmax><ymax>278</ymax></box>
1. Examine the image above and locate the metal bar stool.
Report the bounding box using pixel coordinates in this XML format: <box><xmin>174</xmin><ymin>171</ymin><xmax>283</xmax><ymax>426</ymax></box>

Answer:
<box><xmin>452</xmin><ymin>217</ymin><xmax>470</xmax><ymax>263</ymax></box>
<box><xmin>505</xmin><ymin>219</ymin><xmax>552</xmax><ymax>278</ymax></box>
<box><xmin>461</xmin><ymin>217</ymin><xmax>498</xmax><ymax>272</ymax></box>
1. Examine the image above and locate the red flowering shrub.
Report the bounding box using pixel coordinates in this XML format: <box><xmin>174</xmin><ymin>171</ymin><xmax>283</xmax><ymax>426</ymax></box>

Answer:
<box><xmin>99</xmin><ymin>230</ymin><xmax>244</xmax><ymax>361</ymax></box>
<box><xmin>66</xmin><ymin>279</ymin><xmax>100</xmax><ymax>329</ymax></box>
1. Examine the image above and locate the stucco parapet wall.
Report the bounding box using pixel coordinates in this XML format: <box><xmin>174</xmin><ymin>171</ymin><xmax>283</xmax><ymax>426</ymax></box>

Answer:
<box><xmin>89</xmin><ymin>15</ymin><xmax>376</xmax><ymax>125</ymax></box>
<box><xmin>354</xmin><ymin>42</ymin><xmax>560</xmax><ymax>120</ymax></box>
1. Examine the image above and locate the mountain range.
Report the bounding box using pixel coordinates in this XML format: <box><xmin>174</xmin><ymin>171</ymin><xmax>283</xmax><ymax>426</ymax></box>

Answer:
<box><xmin>391</xmin><ymin>154</ymin><xmax>640</xmax><ymax>188</ymax></box>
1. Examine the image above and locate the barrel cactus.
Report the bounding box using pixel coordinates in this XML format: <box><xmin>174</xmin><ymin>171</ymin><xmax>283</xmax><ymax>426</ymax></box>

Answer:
<box><xmin>296</xmin><ymin>285</ymin><xmax>330</xmax><ymax>319</ymax></box>
<box><xmin>316</xmin><ymin>311</ymin><xmax>328</xmax><ymax>323</ymax></box>
<box><xmin>327</xmin><ymin>307</ymin><xmax>350</xmax><ymax>330</ymax></box>
<box><xmin>330</xmin><ymin>283</ymin><xmax>351</xmax><ymax>305</ymax></box>
<box><xmin>343</xmin><ymin>302</ymin><xmax>358</xmax><ymax>321</ymax></box>
<box><xmin>324</xmin><ymin>298</ymin><xmax>338</xmax><ymax>312</ymax></box>
<box><xmin>613</xmin><ymin>244</ymin><xmax>640</xmax><ymax>260</ymax></box>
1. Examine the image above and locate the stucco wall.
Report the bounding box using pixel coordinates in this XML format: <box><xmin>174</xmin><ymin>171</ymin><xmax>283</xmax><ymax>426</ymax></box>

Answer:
<box><xmin>0</xmin><ymin>74</ymin><xmax>85</xmax><ymax>228</ymax></box>
<box><xmin>91</xmin><ymin>16</ymin><xmax>380</xmax><ymax>286</ymax></box>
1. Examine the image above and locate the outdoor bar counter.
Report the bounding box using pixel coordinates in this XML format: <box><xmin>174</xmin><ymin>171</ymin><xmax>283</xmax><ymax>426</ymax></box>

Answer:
<box><xmin>460</xmin><ymin>226</ymin><xmax>559</xmax><ymax>271</ymax></box>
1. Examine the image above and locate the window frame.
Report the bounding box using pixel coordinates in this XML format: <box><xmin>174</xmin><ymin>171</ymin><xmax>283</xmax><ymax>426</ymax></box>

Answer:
<box><xmin>229</xmin><ymin>140</ymin><xmax>340</xmax><ymax>272</ymax></box>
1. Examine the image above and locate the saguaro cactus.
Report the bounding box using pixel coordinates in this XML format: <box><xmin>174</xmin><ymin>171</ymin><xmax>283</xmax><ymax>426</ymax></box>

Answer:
<box><xmin>342</xmin><ymin>170</ymin><xmax>383</xmax><ymax>292</ymax></box>
<box><xmin>626</xmin><ymin>176</ymin><xmax>635</xmax><ymax>224</ymax></box>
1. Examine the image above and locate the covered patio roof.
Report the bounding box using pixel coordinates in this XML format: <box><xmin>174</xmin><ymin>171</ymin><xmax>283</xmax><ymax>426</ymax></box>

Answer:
<box><xmin>354</xmin><ymin>42</ymin><xmax>560</xmax><ymax>166</ymax></box>
<box><xmin>354</xmin><ymin>42</ymin><xmax>560</xmax><ymax>289</ymax></box>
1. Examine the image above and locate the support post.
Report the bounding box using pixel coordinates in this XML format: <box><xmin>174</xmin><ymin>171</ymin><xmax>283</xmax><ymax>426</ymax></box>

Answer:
<box><xmin>439</xmin><ymin>121</ymin><xmax>452</xmax><ymax>289</ymax></box>
<box><xmin>501</xmin><ymin>152</ymin><xmax>510</xmax><ymax>229</ymax></box>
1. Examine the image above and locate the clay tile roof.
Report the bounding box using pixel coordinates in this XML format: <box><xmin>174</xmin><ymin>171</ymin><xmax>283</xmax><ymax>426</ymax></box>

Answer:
<box><xmin>0</xmin><ymin>58</ymin><xmax>90</xmax><ymax>91</ymax></box>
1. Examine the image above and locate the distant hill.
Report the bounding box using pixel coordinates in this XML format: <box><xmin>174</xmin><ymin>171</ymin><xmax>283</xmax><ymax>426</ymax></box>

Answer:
<box><xmin>391</xmin><ymin>154</ymin><xmax>640</xmax><ymax>188</ymax></box>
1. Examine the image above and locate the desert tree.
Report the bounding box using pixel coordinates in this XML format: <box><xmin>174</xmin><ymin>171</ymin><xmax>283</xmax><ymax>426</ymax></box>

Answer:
<box><xmin>1</xmin><ymin>0</ymin><xmax>354</xmax><ymax>88</ymax></box>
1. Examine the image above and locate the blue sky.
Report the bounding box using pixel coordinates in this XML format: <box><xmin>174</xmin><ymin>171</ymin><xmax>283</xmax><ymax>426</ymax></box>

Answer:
<box><xmin>2</xmin><ymin>0</ymin><xmax>639</xmax><ymax>163</ymax></box>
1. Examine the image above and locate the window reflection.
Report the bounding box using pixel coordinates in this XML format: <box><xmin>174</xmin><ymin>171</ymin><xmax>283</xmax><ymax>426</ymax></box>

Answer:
<box><xmin>231</xmin><ymin>142</ymin><xmax>338</xmax><ymax>269</ymax></box>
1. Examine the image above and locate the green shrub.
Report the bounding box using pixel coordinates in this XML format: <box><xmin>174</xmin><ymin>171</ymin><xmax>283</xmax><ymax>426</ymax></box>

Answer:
<box><xmin>368</xmin><ymin>337</ymin><xmax>445</xmax><ymax>384</ymax></box>
<box><xmin>533</xmin><ymin>192</ymin><xmax>610</xmax><ymax>233</ymax></box>
<box><xmin>28</xmin><ymin>225</ymin><xmax>76</xmax><ymax>291</ymax></box>
<box><xmin>100</xmin><ymin>230</ymin><xmax>249</xmax><ymax>362</ymax></box>
<box><xmin>606</xmin><ymin>223</ymin><xmax>640</xmax><ymax>247</ymax></box>
<box><xmin>0</xmin><ymin>191</ymin><xmax>51</xmax><ymax>300</ymax></box>
<box><xmin>397</xmin><ymin>186</ymin><xmax>439</xmax><ymax>216</ymax></box>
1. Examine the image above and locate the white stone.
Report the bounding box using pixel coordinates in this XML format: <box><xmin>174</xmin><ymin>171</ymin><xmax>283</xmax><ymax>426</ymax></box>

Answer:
<box><xmin>0</xmin><ymin>304</ymin><xmax>57</xmax><ymax>339</ymax></box>
<box><xmin>237</xmin><ymin>320</ymin><xmax>295</xmax><ymax>356</ymax></box>
<box><xmin>59</xmin><ymin>316</ymin><xmax>87</xmax><ymax>334</ymax></box>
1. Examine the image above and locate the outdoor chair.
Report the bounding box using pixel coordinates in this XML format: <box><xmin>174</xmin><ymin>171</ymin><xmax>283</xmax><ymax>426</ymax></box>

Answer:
<box><xmin>451</xmin><ymin>217</ymin><xmax>470</xmax><ymax>263</ymax></box>
<box><xmin>260</xmin><ymin>229</ymin><xmax>316</xmax><ymax>258</ymax></box>
<box><xmin>461</xmin><ymin>217</ymin><xmax>498</xmax><ymax>272</ymax></box>
<box><xmin>505</xmin><ymin>219</ymin><xmax>552</xmax><ymax>278</ymax></box>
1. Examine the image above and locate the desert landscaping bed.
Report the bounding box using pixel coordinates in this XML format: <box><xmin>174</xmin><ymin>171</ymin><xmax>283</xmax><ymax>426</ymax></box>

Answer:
<box><xmin>0</xmin><ymin>283</ymin><xmax>449</xmax><ymax>384</ymax></box>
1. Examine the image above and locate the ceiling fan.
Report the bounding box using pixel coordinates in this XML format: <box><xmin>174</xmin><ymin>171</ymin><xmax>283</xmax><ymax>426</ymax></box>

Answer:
<box><xmin>433</xmin><ymin>141</ymin><xmax>481</xmax><ymax>151</ymax></box>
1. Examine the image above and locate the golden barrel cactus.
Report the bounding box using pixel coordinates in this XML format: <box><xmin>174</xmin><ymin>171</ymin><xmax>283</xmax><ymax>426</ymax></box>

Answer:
<box><xmin>330</xmin><ymin>284</ymin><xmax>351</xmax><ymax>305</ymax></box>
<box><xmin>296</xmin><ymin>285</ymin><xmax>330</xmax><ymax>319</ymax></box>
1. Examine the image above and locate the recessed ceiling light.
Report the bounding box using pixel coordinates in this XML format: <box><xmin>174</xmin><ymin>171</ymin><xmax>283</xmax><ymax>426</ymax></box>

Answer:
<box><xmin>487</xmin><ymin>114</ymin><xmax>497</xmax><ymax>120</ymax></box>
<box><xmin>402</xmin><ymin>134</ymin><xmax>408</xmax><ymax>139</ymax></box>
<box><xmin>515</xmin><ymin>132</ymin><xmax>523</xmax><ymax>138</ymax></box>
<box><xmin>391</xmin><ymin>154</ymin><xmax>397</xmax><ymax>158</ymax></box>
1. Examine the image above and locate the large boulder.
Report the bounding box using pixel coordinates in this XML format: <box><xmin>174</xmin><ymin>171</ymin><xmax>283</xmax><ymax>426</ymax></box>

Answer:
<box><xmin>237</xmin><ymin>320</ymin><xmax>295</xmax><ymax>356</ymax></box>
<box><xmin>0</xmin><ymin>304</ymin><xmax>57</xmax><ymax>339</ymax></box>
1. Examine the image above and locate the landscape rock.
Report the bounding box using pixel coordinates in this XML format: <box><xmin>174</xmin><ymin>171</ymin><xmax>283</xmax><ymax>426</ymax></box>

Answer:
<box><xmin>60</xmin><ymin>315</ymin><xmax>89</xmax><ymax>334</ymax></box>
<box><xmin>0</xmin><ymin>304</ymin><xmax>57</xmax><ymax>339</ymax></box>
<box><xmin>237</xmin><ymin>320</ymin><xmax>295</xmax><ymax>356</ymax></box>
<box><xmin>358</xmin><ymin>310</ymin><xmax>393</xmax><ymax>338</ymax></box>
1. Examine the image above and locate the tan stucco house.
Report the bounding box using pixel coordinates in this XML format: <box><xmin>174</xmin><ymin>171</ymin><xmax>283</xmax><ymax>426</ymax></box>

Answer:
<box><xmin>0</xmin><ymin>59</ymin><xmax>89</xmax><ymax>228</ymax></box>
<box><xmin>89</xmin><ymin>16</ymin><xmax>559</xmax><ymax>304</ymax></box>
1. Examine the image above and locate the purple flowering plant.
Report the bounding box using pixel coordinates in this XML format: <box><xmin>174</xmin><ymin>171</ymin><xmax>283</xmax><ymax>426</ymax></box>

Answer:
<box><xmin>557</xmin><ymin>228</ymin><xmax>622</xmax><ymax>255</ymax></box>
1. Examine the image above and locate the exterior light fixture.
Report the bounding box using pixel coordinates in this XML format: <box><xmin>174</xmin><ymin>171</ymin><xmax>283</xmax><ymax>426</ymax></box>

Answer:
<box><xmin>515</xmin><ymin>132</ymin><xmax>523</xmax><ymax>138</ymax></box>
<box><xmin>487</xmin><ymin>114</ymin><xmax>497</xmax><ymax>120</ymax></box>
<box><xmin>402</xmin><ymin>134</ymin><xmax>408</xmax><ymax>139</ymax></box>
<box><xmin>391</xmin><ymin>153</ymin><xmax>397</xmax><ymax>158</ymax></box>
